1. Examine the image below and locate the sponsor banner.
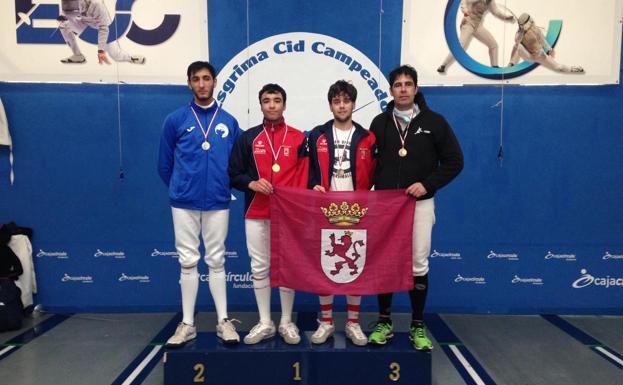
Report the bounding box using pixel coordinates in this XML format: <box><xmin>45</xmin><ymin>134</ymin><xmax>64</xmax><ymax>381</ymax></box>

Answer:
<box><xmin>200</xmin><ymin>271</ymin><xmax>253</xmax><ymax>289</ymax></box>
<box><xmin>454</xmin><ymin>274</ymin><xmax>487</xmax><ymax>285</ymax></box>
<box><xmin>61</xmin><ymin>273</ymin><xmax>94</xmax><ymax>283</ymax></box>
<box><xmin>511</xmin><ymin>275</ymin><xmax>544</xmax><ymax>285</ymax></box>
<box><xmin>118</xmin><ymin>273</ymin><xmax>150</xmax><ymax>283</ymax></box>
<box><xmin>602</xmin><ymin>251</ymin><xmax>623</xmax><ymax>261</ymax></box>
<box><xmin>1</xmin><ymin>1</ymin><xmax>208</xmax><ymax>83</ymax></box>
<box><xmin>36</xmin><ymin>249</ymin><xmax>69</xmax><ymax>259</ymax></box>
<box><xmin>544</xmin><ymin>250</ymin><xmax>577</xmax><ymax>262</ymax></box>
<box><xmin>571</xmin><ymin>269</ymin><xmax>623</xmax><ymax>289</ymax></box>
<box><xmin>270</xmin><ymin>186</ymin><xmax>415</xmax><ymax>295</ymax></box>
<box><xmin>486</xmin><ymin>250</ymin><xmax>519</xmax><ymax>261</ymax></box>
<box><xmin>430</xmin><ymin>249</ymin><xmax>462</xmax><ymax>260</ymax></box>
<box><xmin>402</xmin><ymin>0</ymin><xmax>622</xmax><ymax>85</ymax></box>
<box><xmin>93</xmin><ymin>248</ymin><xmax>126</xmax><ymax>259</ymax></box>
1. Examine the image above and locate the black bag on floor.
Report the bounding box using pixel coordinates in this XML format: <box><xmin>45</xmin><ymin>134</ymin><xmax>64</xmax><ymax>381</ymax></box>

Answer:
<box><xmin>0</xmin><ymin>279</ymin><xmax>23</xmax><ymax>331</ymax></box>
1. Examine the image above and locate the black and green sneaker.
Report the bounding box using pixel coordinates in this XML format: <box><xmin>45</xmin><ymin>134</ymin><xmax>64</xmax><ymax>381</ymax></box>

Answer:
<box><xmin>368</xmin><ymin>320</ymin><xmax>394</xmax><ymax>345</ymax></box>
<box><xmin>409</xmin><ymin>322</ymin><xmax>433</xmax><ymax>351</ymax></box>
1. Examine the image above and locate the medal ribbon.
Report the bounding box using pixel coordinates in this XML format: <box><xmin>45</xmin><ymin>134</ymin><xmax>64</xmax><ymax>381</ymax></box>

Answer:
<box><xmin>190</xmin><ymin>102</ymin><xmax>220</xmax><ymax>145</ymax></box>
<box><xmin>391</xmin><ymin>109</ymin><xmax>415</xmax><ymax>151</ymax></box>
<box><xmin>263</xmin><ymin>121</ymin><xmax>289</xmax><ymax>166</ymax></box>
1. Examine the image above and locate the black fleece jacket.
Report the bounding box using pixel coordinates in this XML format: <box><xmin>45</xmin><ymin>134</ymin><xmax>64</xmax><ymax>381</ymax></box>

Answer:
<box><xmin>370</xmin><ymin>92</ymin><xmax>463</xmax><ymax>199</ymax></box>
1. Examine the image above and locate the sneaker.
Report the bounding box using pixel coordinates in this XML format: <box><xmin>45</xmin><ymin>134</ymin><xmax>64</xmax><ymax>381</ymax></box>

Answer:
<box><xmin>130</xmin><ymin>55</ymin><xmax>146</xmax><ymax>64</ymax></box>
<box><xmin>278</xmin><ymin>322</ymin><xmax>301</xmax><ymax>345</ymax></box>
<box><xmin>243</xmin><ymin>321</ymin><xmax>276</xmax><ymax>344</ymax></box>
<box><xmin>310</xmin><ymin>321</ymin><xmax>335</xmax><ymax>344</ymax></box>
<box><xmin>345</xmin><ymin>321</ymin><xmax>367</xmax><ymax>346</ymax></box>
<box><xmin>436</xmin><ymin>65</ymin><xmax>446</xmax><ymax>73</ymax></box>
<box><xmin>410</xmin><ymin>322</ymin><xmax>433</xmax><ymax>351</ymax></box>
<box><xmin>368</xmin><ymin>320</ymin><xmax>393</xmax><ymax>345</ymax></box>
<box><xmin>165</xmin><ymin>322</ymin><xmax>196</xmax><ymax>348</ymax></box>
<box><xmin>60</xmin><ymin>54</ymin><xmax>86</xmax><ymax>64</ymax></box>
<box><xmin>216</xmin><ymin>318</ymin><xmax>240</xmax><ymax>344</ymax></box>
<box><xmin>570</xmin><ymin>66</ymin><xmax>584</xmax><ymax>73</ymax></box>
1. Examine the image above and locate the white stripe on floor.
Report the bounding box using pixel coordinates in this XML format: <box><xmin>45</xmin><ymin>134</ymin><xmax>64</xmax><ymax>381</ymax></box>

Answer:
<box><xmin>595</xmin><ymin>346</ymin><xmax>623</xmax><ymax>366</ymax></box>
<box><xmin>0</xmin><ymin>345</ymin><xmax>16</xmax><ymax>357</ymax></box>
<box><xmin>449</xmin><ymin>344</ymin><xmax>486</xmax><ymax>385</ymax></box>
<box><xmin>121</xmin><ymin>345</ymin><xmax>162</xmax><ymax>385</ymax></box>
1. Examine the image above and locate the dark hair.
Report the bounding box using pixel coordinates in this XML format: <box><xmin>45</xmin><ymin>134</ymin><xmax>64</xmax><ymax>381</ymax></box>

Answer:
<box><xmin>327</xmin><ymin>80</ymin><xmax>357</xmax><ymax>103</ymax></box>
<box><xmin>389</xmin><ymin>65</ymin><xmax>418</xmax><ymax>87</ymax></box>
<box><xmin>258</xmin><ymin>83</ymin><xmax>287</xmax><ymax>104</ymax></box>
<box><xmin>187</xmin><ymin>61</ymin><xmax>216</xmax><ymax>80</ymax></box>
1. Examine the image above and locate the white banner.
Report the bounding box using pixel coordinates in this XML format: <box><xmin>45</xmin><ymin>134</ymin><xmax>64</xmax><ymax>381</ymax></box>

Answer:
<box><xmin>403</xmin><ymin>0</ymin><xmax>623</xmax><ymax>85</ymax></box>
<box><xmin>0</xmin><ymin>0</ymin><xmax>208</xmax><ymax>84</ymax></box>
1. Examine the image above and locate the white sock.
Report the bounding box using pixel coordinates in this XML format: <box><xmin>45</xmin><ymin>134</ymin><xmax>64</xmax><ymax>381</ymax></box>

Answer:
<box><xmin>253</xmin><ymin>276</ymin><xmax>272</xmax><ymax>325</ymax></box>
<box><xmin>180</xmin><ymin>266</ymin><xmax>199</xmax><ymax>325</ymax></box>
<box><xmin>279</xmin><ymin>287</ymin><xmax>295</xmax><ymax>325</ymax></box>
<box><xmin>208</xmin><ymin>268</ymin><xmax>227</xmax><ymax>322</ymax></box>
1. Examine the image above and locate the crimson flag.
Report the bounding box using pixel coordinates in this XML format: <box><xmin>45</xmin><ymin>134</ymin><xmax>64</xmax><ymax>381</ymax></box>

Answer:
<box><xmin>270</xmin><ymin>186</ymin><xmax>415</xmax><ymax>295</ymax></box>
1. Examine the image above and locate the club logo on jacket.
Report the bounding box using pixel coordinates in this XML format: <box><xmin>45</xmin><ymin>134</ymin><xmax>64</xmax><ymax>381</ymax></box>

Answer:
<box><xmin>215</xmin><ymin>123</ymin><xmax>229</xmax><ymax>138</ymax></box>
<box><xmin>359</xmin><ymin>148</ymin><xmax>368</xmax><ymax>159</ymax></box>
<box><xmin>414</xmin><ymin>127</ymin><xmax>430</xmax><ymax>135</ymax></box>
<box><xmin>283</xmin><ymin>146</ymin><xmax>291</xmax><ymax>156</ymax></box>
<box><xmin>254</xmin><ymin>140</ymin><xmax>266</xmax><ymax>154</ymax></box>
<box><xmin>317</xmin><ymin>137</ymin><xmax>328</xmax><ymax>153</ymax></box>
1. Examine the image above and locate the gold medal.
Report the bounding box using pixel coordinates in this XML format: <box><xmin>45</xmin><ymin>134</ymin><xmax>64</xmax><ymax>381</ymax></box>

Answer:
<box><xmin>272</xmin><ymin>163</ymin><xmax>281</xmax><ymax>173</ymax></box>
<box><xmin>337</xmin><ymin>169</ymin><xmax>345</xmax><ymax>177</ymax></box>
<box><xmin>202</xmin><ymin>141</ymin><xmax>211</xmax><ymax>150</ymax></box>
<box><xmin>398</xmin><ymin>148</ymin><xmax>408</xmax><ymax>157</ymax></box>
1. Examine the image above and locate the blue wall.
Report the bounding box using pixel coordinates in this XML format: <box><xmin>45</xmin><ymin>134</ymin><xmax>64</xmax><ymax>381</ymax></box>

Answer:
<box><xmin>0</xmin><ymin>0</ymin><xmax>621</xmax><ymax>314</ymax></box>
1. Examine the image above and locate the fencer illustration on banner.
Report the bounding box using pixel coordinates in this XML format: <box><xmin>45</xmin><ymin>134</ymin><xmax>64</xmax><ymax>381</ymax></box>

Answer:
<box><xmin>402</xmin><ymin>0</ymin><xmax>622</xmax><ymax>84</ymax></box>
<box><xmin>2</xmin><ymin>1</ymin><xmax>207</xmax><ymax>83</ymax></box>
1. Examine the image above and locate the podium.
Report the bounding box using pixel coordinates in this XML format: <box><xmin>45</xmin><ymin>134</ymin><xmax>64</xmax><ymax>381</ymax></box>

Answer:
<box><xmin>164</xmin><ymin>332</ymin><xmax>431</xmax><ymax>384</ymax></box>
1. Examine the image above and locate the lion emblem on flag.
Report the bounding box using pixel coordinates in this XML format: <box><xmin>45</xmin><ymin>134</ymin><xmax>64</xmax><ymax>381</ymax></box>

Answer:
<box><xmin>321</xmin><ymin>229</ymin><xmax>367</xmax><ymax>283</ymax></box>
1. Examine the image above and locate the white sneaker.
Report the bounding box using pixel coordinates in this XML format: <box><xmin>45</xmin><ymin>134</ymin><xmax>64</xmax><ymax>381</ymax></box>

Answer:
<box><xmin>130</xmin><ymin>55</ymin><xmax>146</xmax><ymax>64</ymax></box>
<box><xmin>570</xmin><ymin>66</ymin><xmax>584</xmax><ymax>73</ymax></box>
<box><xmin>345</xmin><ymin>321</ymin><xmax>367</xmax><ymax>346</ymax></box>
<box><xmin>310</xmin><ymin>321</ymin><xmax>335</xmax><ymax>344</ymax></box>
<box><xmin>60</xmin><ymin>54</ymin><xmax>86</xmax><ymax>64</ymax></box>
<box><xmin>165</xmin><ymin>322</ymin><xmax>196</xmax><ymax>348</ymax></box>
<box><xmin>244</xmin><ymin>321</ymin><xmax>276</xmax><ymax>344</ymax></box>
<box><xmin>278</xmin><ymin>322</ymin><xmax>301</xmax><ymax>345</ymax></box>
<box><xmin>217</xmin><ymin>319</ymin><xmax>240</xmax><ymax>344</ymax></box>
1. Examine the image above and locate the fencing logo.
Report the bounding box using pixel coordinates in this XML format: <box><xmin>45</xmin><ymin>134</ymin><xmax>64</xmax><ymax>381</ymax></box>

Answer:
<box><xmin>443</xmin><ymin>0</ymin><xmax>562</xmax><ymax>79</ymax></box>
<box><xmin>544</xmin><ymin>251</ymin><xmax>576</xmax><ymax>261</ymax></box>
<box><xmin>215</xmin><ymin>123</ymin><xmax>229</xmax><ymax>138</ymax></box>
<box><xmin>14</xmin><ymin>0</ymin><xmax>180</xmax><ymax>46</ymax></box>
<box><xmin>572</xmin><ymin>269</ymin><xmax>623</xmax><ymax>289</ymax></box>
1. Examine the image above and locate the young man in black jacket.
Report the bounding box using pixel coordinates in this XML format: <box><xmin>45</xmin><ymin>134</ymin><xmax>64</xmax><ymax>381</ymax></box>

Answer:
<box><xmin>368</xmin><ymin>65</ymin><xmax>463</xmax><ymax>351</ymax></box>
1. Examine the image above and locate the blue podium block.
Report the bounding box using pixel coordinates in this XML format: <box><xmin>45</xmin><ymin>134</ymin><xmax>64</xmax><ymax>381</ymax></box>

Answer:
<box><xmin>163</xmin><ymin>332</ymin><xmax>430</xmax><ymax>385</ymax></box>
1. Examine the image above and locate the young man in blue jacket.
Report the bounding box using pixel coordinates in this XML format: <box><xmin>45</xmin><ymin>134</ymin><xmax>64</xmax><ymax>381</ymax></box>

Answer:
<box><xmin>158</xmin><ymin>61</ymin><xmax>242</xmax><ymax>347</ymax></box>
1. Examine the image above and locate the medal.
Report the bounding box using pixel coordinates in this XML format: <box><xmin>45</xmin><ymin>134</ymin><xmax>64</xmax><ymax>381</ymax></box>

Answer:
<box><xmin>264</xmin><ymin>121</ymin><xmax>289</xmax><ymax>174</ymax></box>
<box><xmin>190</xmin><ymin>102</ymin><xmax>220</xmax><ymax>152</ymax></box>
<box><xmin>333</xmin><ymin>125</ymin><xmax>354</xmax><ymax>180</ymax></box>
<box><xmin>392</xmin><ymin>107</ymin><xmax>417</xmax><ymax>158</ymax></box>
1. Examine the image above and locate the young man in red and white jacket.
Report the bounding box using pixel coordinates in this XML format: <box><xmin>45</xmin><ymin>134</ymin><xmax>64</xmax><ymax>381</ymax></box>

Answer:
<box><xmin>307</xmin><ymin>80</ymin><xmax>377</xmax><ymax>346</ymax></box>
<box><xmin>229</xmin><ymin>84</ymin><xmax>308</xmax><ymax>345</ymax></box>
